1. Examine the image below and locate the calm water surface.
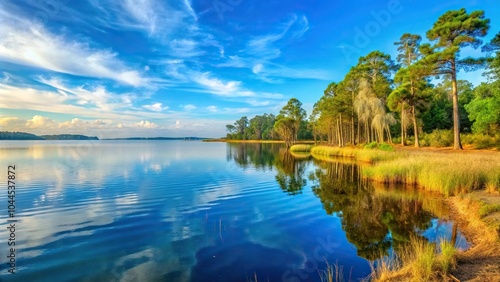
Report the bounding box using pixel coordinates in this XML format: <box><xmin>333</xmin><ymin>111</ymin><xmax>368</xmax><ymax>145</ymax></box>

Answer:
<box><xmin>0</xmin><ymin>141</ymin><xmax>467</xmax><ymax>281</ymax></box>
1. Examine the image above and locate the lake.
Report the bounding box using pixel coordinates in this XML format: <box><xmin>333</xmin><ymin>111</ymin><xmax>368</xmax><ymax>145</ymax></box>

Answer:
<box><xmin>0</xmin><ymin>141</ymin><xmax>467</xmax><ymax>281</ymax></box>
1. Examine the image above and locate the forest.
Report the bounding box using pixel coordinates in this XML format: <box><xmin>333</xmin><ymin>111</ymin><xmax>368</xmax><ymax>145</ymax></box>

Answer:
<box><xmin>225</xmin><ymin>9</ymin><xmax>500</xmax><ymax>150</ymax></box>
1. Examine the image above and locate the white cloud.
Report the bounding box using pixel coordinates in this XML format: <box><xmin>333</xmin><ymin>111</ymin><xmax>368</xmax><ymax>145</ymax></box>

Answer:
<box><xmin>183</xmin><ymin>104</ymin><xmax>197</xmax><ymax>111</ymax></box>
<box><xmin>246</xmin><ymin>14</ymin><xmax>309</xmax><ymax>60</ymax></box>
<box><xmin>0</xmin><ymin>114</ymin><xmax>231</xmax><ymax>138</ymax></box>
<box><xmin>134</xmin><ymin>120</ymin><xmax>158</xmax><ymax>129</ymax></box>
<box><xmin>170</xmin><ymin>39</ymin><xmax>203</xmax><ymax>58</ymax></box>
<box><xmin>182</xmin><ymin>0</ymin><xmax>198</xmax><ymax>21</ymax></box>
<box><xmin>252</xmin><ymin>63</ymin><xmax>264</xmax><ymax>74</ymax></box>
<box><xmin>193</xmin><ymin>72</ymin><xmax>245</xmax><ymax>96</ymax></box>
<box><xmin>38</xmin><ymin>77</ymin><xmax>136</xmax><ymax>112</ymax></box>
<box><xmin>122</xmin><ymin>0</ymin><xmax>159</xmax><ymax>34</ymax></box>
<box><xmin>206</xmin><ymin>106</ymin><xmax>218</xmax><ymax>112</ymax></box>
<box><xmin>25</xmin><ymin>115</ymin><xmax>58</xmax><ymax>129</ymax></box>
<box><xmin>245</xmin><ymin>99</ymin><xmax>271</xmax><ymax>107</ymax></box>
<box><xmin>0</xmin><ymin>117</ymin><xmax>23</xmax><ymax>128</ymax></box>
<box><xmin>143</xmin><ymin>102</ymin><xmax>168</xmax><ymax>112</ymax></box>
<box><xmin>0</xmin><ymin>81</ymin><xmax>172</xmax><ymax>122</ymax></box>
<box><xmin>0</xmin><ymin>13</ymin><xmax>147</xmax><ymax>86</ymax></box>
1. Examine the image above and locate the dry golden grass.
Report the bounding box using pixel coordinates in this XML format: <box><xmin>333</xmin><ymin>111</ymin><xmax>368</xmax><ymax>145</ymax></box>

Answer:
<box><xmin>310</xmin><ymin>146</ymin><xmax>500</xmax><ymax>196</ymax></box>
<box><xmin>290</xmin><ymin>144</ymin><xmax>314</xmax><ymax>152</ymax></box>
<box><xmin>361</xmin><ymin>150</ymin><xmax>500</xmax><ymax>196</ymax></box>
<box><xmin>311</xmin><ymin>146</ymin><xmax>400</xmax><ymax>163</ymax></box>
<box><xmin>369</xmin><ymin>236</ymin><xmax>458</xmax><ymax>282</ymax></box>
<box><xmin>446</xmin><ymin>194</ymin><xmax>500</xmax><ymax>281</ymax></box>
<box><xmin>203</xmin><ymin>139</ymin><xmax>287</xmax><ymax>143</ymax></box>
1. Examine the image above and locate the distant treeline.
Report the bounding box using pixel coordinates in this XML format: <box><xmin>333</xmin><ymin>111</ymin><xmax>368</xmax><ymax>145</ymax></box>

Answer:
<box><xmin>0</xmin><ymin>131</ymin><xmax>45</xmax><ymax>140</ymax></box>
<box><xmin>0</xmin><ymin>131</ymin><xmax>210</xmax><ymax>141</ymax></box>
<box><xmin>41</xmin><ymin>134</ymin><xmax>99</xmax><ymax>140</ymax></box>
<box><xmin>0</xmin><ymin>131</ymin><xmax>98</xmax><ymax>140</ymax></box>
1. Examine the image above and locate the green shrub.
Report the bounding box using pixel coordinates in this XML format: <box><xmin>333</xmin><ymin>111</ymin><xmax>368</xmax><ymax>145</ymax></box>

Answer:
<box><xmin>379</xmin><ymin>142</ymin><xmax>395</xmax><ymax>152</ymax></box>
<box><xmin>363</xmin><ymin>142</ymin><xmax>394</xmax><ymax>151</ymax></box>
<box><xmin>461</xmin><ymin>133</ymin><xmax>500</xmax><ymax>149</ymax></box>
<box><xmin>364</xmin><ymin>141</ymin><xmax>378</xmax><ymax>150</ymax></box>
<box><xmin>424</xmin><ymin>129</ymin><xmax>453</xmax><ymax>147</ymax></box>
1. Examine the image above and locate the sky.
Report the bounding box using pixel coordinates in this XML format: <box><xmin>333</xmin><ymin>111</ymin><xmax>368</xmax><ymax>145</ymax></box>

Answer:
<box><xmin>0</xmin><ymin>0</ymin><xmax>499</xmax><ymax>138</ymax></box>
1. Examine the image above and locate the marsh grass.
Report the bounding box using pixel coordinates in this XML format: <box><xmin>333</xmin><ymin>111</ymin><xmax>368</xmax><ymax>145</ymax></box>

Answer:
<box><xmin>310</xmin><ymin>146</ymin><xmax>500</xmax><ymax>196</ymax></box>
<box><xmin>319</xmin><ymin>261</ymin><xmax>345</xmax><ymax>282</ymax></box>
<box><xmin>310</xmin><ymin>146</ymin><xmax>400</xmax><ymax>163</ymax></box>
<box><xmin>370</xmin><ymin>236</ymin><xmax>457</xmax><ymax>282</ymax></box>
<box><xmin>361</xmin><ymin>150</ymin><xmax>500</xmax><ymax>196</ymax></box>
<box><xmin>290</xmin><ymin>144</ymin><xmax>314</xmax><ymax>152</ymax></box>
<box><xmin>438</xmin><ymin>239</ymin><xmax>456</xmax><ymax>274</ymax></box>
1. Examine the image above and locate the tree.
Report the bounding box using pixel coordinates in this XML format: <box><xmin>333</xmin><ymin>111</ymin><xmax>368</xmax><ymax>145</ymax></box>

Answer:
<box><xmin>277</xmin><ymin>98</ymin><xmax>307</xmax><ymax>145</ymax></box>
<box><xmin>356</xmin><ymin>51</ymin><xmax>395</xmax><ymax>101</ymax></box>
<box><xmin>249</xmin><ymin>115</ymin><xmax>266</xmax><ymax>140</ymax></box>
<box><xmin>482</xmin><ymin>31</ymin><xmax>500</xmax><ymax>80</ymax></box>
<box><xmin>391</xmin><ymin>34</ymin><xmax>424</xmax><ymax>146</ymax></box>
<box><xmin>274</xmin><ymin>117</ymin><xmax>296</xmax><ymax>148</ymax></box>
<box><xmin>420</xmin><ymin>8</ymin><xmax>490</xmax><ymax>149</ymax></box>
<box><xmin>354</xmin><ymin>79</ymin><xmax>393</xmax><ymax>143</ymax></box>
<box><xmin>465</xmin><ymin>82</ymin><xmax>500</xmax><ymax>135</ymax></box>
<box><xmin>234</xmin><ymin>116</ymin><xmax>249</xmax><ymax>139</ymax></box>
<box><xmin>225</xmin><ymin>124</ymin><xmax>236</xmax><ymax>139</ymax></box>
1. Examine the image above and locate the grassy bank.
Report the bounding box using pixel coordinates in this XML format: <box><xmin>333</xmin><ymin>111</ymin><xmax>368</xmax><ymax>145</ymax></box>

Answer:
<box><xmin>203</xmin><ymin>139</ymin><xmax>286</xmax><ymax>143</ymax></box>
<box><xmin>298</xmin><ymin>145</ymin><xmax>500</xmax><ymax>196</ymax></box>
<box><xmin>370</xmin><ymin>236</ymin><xmax>457</xmax><ymax>282</ymax></box>
<box><xmin>446</xmin><ymin>193</ymin><xmax>500</xmax><ymax>281</ymax></box>
<box><xmin>300</xmin><ymin>144</ymin><xmax>500</xmax><ymax>281</ymax></box>
<box><xmin>309</xmin><ymin>145</ymin><xmax>400</xmax><ymax>164</ymax></box>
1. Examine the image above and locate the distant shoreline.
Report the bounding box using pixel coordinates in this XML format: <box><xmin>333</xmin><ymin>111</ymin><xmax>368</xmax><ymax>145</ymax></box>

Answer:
<box><xmin>0</xmin><ymin>131</ymin><xmax>209</xmax><ymax>141</ymax></box>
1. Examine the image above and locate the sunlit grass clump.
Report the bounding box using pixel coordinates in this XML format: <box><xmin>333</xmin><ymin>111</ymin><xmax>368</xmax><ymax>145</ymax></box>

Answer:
<box><xmin>371</xmin><ymin>236</ymin><xmax>457</xmax><ymax>282</ymax></box>
<box><xmin>289</xmin><ymin>144</ymin><xmax>314</xmax><ymax>152</ymax></box>
<box><xmin>363</xmin><ymin>151</ymin><xmax>500</xmax><ymax>196</ymax></box>
<box><xmin>310</xmin><ymin>145</ymin><xmax>399</xmax><ymax>163</ymax></box>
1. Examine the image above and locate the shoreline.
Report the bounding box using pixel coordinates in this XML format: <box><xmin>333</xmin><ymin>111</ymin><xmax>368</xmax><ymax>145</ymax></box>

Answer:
<box><xmin>446</xmin><ymin>194</ymin><xmax>500</xmax><ymax>280</ymax></box>
<box><xmin>294</xmin><ymin>144</ymin><xmax>500</xmax><ymax>281</ymax></box>
<box><xmin>203</xmin><ymin>139</ymin><xmax>316</xmax><ymax>144</ymax></box>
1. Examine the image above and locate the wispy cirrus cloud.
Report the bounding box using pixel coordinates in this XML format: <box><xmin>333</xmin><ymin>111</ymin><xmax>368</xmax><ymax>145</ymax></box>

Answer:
<box><xmin>206</xmin><ymin>105</ymin><xmax>218</xmax><ymax>112</ymax></box>
<box><xmin>0</xmin><ymin>12</ymin><xmax>148</xmax><ymax>87</ymax></box>
<box><xmin>0</xmin><ymin>81</ymin><xmax>169</xmax><ymax>121</ymax></box>
<box><xmin>37</xmin><ymin>77</ymin><xmax>139</xmax><ymax>112</ymax></box>
<box><xmin>183</xmin><ymin>104</ymin><xmax>197</xmax><ymax>111</ymax></box>
<box><xmin>215</xmin><ymin>14</ymin><xmax>329</xmax><ymax>82</ymax></box>
<box><xmin>246</xmin><ymin>14</ymin><xmax>309</xmax><ymax>60</ymax></box>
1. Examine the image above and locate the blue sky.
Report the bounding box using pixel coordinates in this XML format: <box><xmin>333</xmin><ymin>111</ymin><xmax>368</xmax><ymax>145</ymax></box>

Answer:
<box><xmin>0</xmin><ymin>0</ymin><xmax>499</xmax><ymax>138</ymax></box>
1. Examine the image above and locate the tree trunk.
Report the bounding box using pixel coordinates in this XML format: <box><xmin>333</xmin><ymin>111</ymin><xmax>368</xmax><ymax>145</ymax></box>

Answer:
<box><xmin>386</xmin><ymin>125</ymin><xmax>392</xmax><ymax>144</ymax></box>
<box><xmin>365</xmin><ymin>121</ymin><xmax>370</xmax><ymax>143</ymax></box>
<box><xmin>451</xmin><ymin>60</ymin><xmax>463</xmax><ymax>150</ymax></box>
<box><xmin>412</xmin><ymin>105</ymin><xmax>419</xmax><ymax>147</ymax></box>
<box><xmin>339</xmin><ymin>114</ymin><xmax>344</xmax><ymax>147</ymax></box>
<box><xmin>336</xmin><ymin>118</ymin><xmax>341</xmax><ymax>147</ymax></box>
<box><xmin>401</xmin><ymin>102</ymin><xmax>405</xmax><ymax>146</ymax></box>
<box><xmin>357</xmin><ymin>119</ymin><xmax>360</xmax><ymax>144</ymax></box>
<box><xmin>352</xmin><ymin>91</ymin><xmax>356</xmax><ymax>145</ymax></box>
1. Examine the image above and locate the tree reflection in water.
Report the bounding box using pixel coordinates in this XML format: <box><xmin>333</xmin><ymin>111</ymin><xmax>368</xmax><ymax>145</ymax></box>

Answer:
<box><xmin>228</xmin><ymin>143</ymin><xmax>439</xmax><ymax>261</ymax></box>
<box><xmin>309</xmin><ymin>159</ymin><xmax>434</xmax><ymax>260</ymax></box>
<box><xmin>274</xmin><ymin>149</ymin><xmax>308</xmax><ymax>195</ymax></box>
<box><xmin>228</xmin><ymin>143</ymin><xmax>309</xmax><ymax>195</ymax></box>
